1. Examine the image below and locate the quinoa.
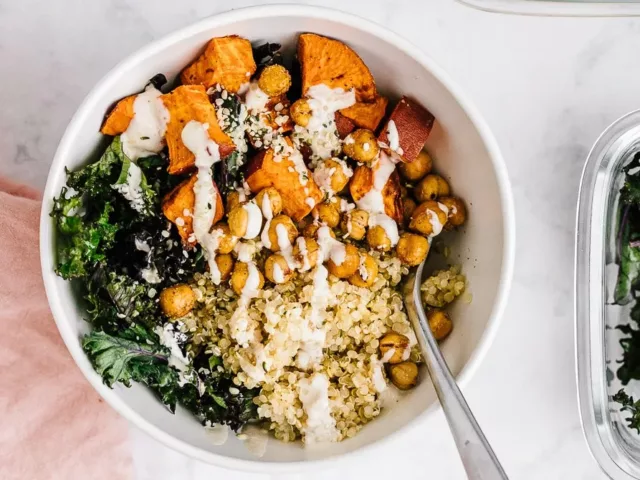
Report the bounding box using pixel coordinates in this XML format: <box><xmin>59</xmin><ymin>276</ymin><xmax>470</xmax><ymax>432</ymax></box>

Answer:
<box><xmin>180</xmin><ymin>253</ymin><xmax>421</xmax><ymax>442</ymax></box>
<box><xmin>420</xmin><ymin>265</ymin><xmax>467</xmax><ymax>307</ymax></box>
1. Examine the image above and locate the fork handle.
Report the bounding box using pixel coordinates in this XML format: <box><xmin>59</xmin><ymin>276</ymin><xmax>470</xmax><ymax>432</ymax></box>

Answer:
<box><xmin>406</xmin><ymin>279</ymin><xmax>509</xmax><ymax>480</ymax></box>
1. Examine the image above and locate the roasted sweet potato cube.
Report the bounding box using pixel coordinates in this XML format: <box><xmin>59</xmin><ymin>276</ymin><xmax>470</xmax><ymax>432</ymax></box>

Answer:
<box><xmin>378</xmin><ymin>96</ymin><xmax>435</xmax><ymax>163</ymax></box>
<box><xmin>101</xmin><ymin>95</ymin><xmax>136</xmax><ymax>136</ymax></box>
<box><xmin>339</xmin><ymin>95</ymin><xmax>388</xmax><ymax>132</ymax></box>
<box><xmin>350</xmin><ymin>164</ymin><xmax>403</xmax><ymax>224</ymax></box>
<box><xmin>162</xmin><ymin>175</ymin><xmax>224</xmax><ymax>245</ymax></box>
<box><xmin>298</xmin><ymin>33</ymin><xmax>376</xmax><ymax>102</ymax></box>
<box><xmin>161</xmin><ymin>85</ymin><xmax>235</xmax><ymax>175</ymax></box>
<box><xmin>181</xmin><ymin>36</ymin><xmax>256</xmax><ymax>93</ymax></box>
<box><xmin>245</xmin><ymin>148</ymin><xmax>323</xmax><ymax>221</ymax></box>
<box><xmin>334</xmin><ymin>112</ymin><xmax>355</xmax><ymax>139</ymax></box>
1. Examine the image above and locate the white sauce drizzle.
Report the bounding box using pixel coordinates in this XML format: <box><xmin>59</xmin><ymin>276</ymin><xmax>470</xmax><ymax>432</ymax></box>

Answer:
<box><xmin>294</xmin><ymin>84</ymin><xmax>355</xmax><ymax>160</ymax></box>
<box><xmin>386</xmin><ymin>120</ymin><xmax>404</xmax><ymax>156</ymax></box>
<box><xmin>272</xmin><ymin>262</ymin><xmax>285</xmax><ymax>284</ymax></box>
<box><xmin>275</xmin><ymin>223</ymin><xmax>297</xmax><ymax>270</ymax></box>
<box><xmin>316</xmin><ymin>226</ymin><xmax>347</xmax><ymax>266</ymax></box>
<box><xmin>355</xmin><ymin>151</ymin><xmax>397</xmax><ymax>214</ymax></box>
<box><xmin>244</xmin><ymin>81</ymin><xmax>270</xmax><ymax>114</ymax></box>
<box><xmin>112</xmin><ymin>161</ymin><xmax>145</xmax><ymax>212</ymax></box>
<box><xmin>154</xmin><ymin>323</ymin><xmax>192</xmax><ymax>385</ymax></box>
<box><xmin>121</xmin><ymin>85</ymin><xmax>170</xmax><ymax>161</ymax></box>
<box><xmin>368</xmin><ymin>212</ymin><xmax>400</xmax><ymax>247</ymax></box>
<box><xmin>370</xmin><ymin>355</ymin><xmax>387</xmax><ymax>393</ymax></box>
<box><xmin>296</xmin><ymin>237</ymin><xmax>312</xmax><ymax>272</ymax></box>
<box><xmin>242</xmin><ymin>202</ymin><xmax>263</xmax><ymax>239</ymax></box>
<box><xmin>180</xmin><ymin>120</ymin><xmax>223</xmax><ymax>283</ymax></box>
<box><xmin>298</xmin><ymin>373</ymin><xmax>339</xmax><ymax>444</ymax></box>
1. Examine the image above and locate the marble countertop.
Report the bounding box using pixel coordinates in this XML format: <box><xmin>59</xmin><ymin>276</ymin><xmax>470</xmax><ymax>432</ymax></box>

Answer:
<box><xmin>5</xmin><ymin>0</ymin><xmax>640</xmax><ymax>478</ymax></box>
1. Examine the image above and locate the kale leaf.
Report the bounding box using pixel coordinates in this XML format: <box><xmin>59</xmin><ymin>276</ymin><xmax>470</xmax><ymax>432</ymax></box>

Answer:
<box><xmin>252</xmin><ymin>42</ymin><xmax>283</xmax><ymax>68</ymax></box>
<box><xmin>66</xmin><ymin>136</ymin><xmax>126</xmax><ymax>202</ymax></box>
<box><xmin>112</xmin><ymin>155</ymin><xmax>157</xmax><ymax>217</ymax></box>
<box><xmin>82</xmin><ymin>328</ymin><xmax>258</xmax><ymax>429</ymax></box>
<box><xmin>613</xmin><ymin>389</ymin><xmax>640</xmax><ymax>433</ymax></box>
<box><xmin>615</xmin><ymin>207</ymin><xmax>640</xmax><ymax>305</ymax></box>
<box><xmin>53</xmin><ymin>200</ymin><xmax>119</xmax><ymax>279</ymax></box>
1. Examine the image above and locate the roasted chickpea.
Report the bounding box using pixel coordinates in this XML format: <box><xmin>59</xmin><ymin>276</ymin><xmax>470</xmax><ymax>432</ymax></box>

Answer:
<box><xmin>290</xmin><ymin>98</ymin><xmax>312</xmax><ymax>127</ymax></box>
<box><xmin>367</xmin><ymin>225</ymin><xmax>393</xmax><ymax>252</ymax></box>
<box><xmin>255</xmin><ymin>187</ymin><xmax>283</xmax><ymax>217</ymax></box>
<box><xmin>265</xmin><ymin>254</ymin><xmax>294</xmax><ymax>284</ymax></box>
<box><xmin>398</xmin><ymin>150</ymin><xmax>433</xmax><ymax>182</ymax></box>
<box><xmin>379</xmin><ymin>332</ymin><xmax>410</xmax><ymax>364</ymax></box>
<box><xmin>312</xmin><ymin>202</ymin><xmax>340</xmax><ymax>228</ymax></box>
<box><xmin>226</xmin><ymin>191</ymin><xmax>243</xmax><ymax>212</ymax></box>
<box><xmin>230</xmin><ymin>262</ymin><xmax>265</xmax><ymax>296</ymax></box>
<box><xmin>414</xmin><ymin>174</ymin><xmax>450</xmax><ymax>202</ymax></box>
<box><xmin>408</xmin><ymin>201</ymin><xmax>448</xmax><ymax>237</ymax></box>
<box><xmin>340</xmin><ymin>209</ymin><xmax>369</xmax><ymax>241</ymax></box>
<box><xmin>159</xmin><ymin>284</ymin><xmax>196</xmax><ymax>319</ymax></box>
<box><xmin>348</xmin><ymin>253</ymin><xmax>378</xmax><ymax>288</ymax></box>
<box><xmin>293</xmin><ymin>237</ymin><xmax>320</xmax><ymax>271</ymax></box>
<box><xmin>400</xmin><ymin>185</ymin><xmax>409</xmax><ymax>199</ymax></box>
<box><xmin>327</xmin><ymin>243</ymin><xmax>360</xmax><ymax>279</ymax></box>
<box><xmin>343</xmin><ymin>129</ymin><xmax>379</xmax><ymax>163</ymax></box>
<box><xmin>228</xmin><ymin>203</ymin><xmax>262</xmax><ymax>239</ymax></box>
<box><xmin>267</xmin><ymin>215</ymin><xmax>298</xmax><ymax>251</ymax></box>
<box><xmin>439</xmin><ymin>196</ymin><xmax>467</xmax><ymax>230</ymax></box>
<box><xmin>428</xmin><ymin>309</ymin><xmax>453</xmax><ymax>340</ymax></box>
<box><xmin>258</xmin><ymin>64</ymin><xmax>291</xmax><ymax>97</ymax></box>
<box><xmin>388</xmin><ymin>361</ymin><xmax>418</xmax><ymax>390</ymax></box>
<box><xmin>396</xmin><ymin>233</ymin><xmax>430</xmax><ymax>266</ymax></box>
<box><xmin>315</xmin><ymin>158</ymin><xmax>352</xmax><ymax>193</ymax></box>
<box><xmin>211</xmin><ymin>223</ymin><xmax>238</xmax><ymax>254</ymax></box>
<box><xmin>402</xmin><ymin>197</ymin><xmax>417</xmax><ymax>225</ymax></box>
<box><xmin>215</xmin><ymin>254</ymin><xmax>235</xmax><ymax>282</ymax></box>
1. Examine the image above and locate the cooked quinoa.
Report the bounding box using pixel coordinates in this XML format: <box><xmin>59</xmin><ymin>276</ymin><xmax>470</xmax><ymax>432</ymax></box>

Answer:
<box><xmin>180</xmin><ymin>253</ymin><xmax>425</xmax><ymax>442</ymax></box>
<box><xmin>420</xmin><ymin>265</ymin><xmax>467</xmax><ymax>307</ymax></box>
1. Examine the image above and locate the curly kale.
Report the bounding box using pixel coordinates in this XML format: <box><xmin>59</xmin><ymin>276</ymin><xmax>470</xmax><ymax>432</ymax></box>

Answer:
<box><xmin>82</xmin><ymin>328</ymin><xmax>258</xmax><ymax>429</ymax></box>
<box><xmin>53</xmin><ymin>199</ymin><xmax>119</xmax><ymax>279</ymax></box>
<box><xmin>614</xmin><ymin>389</ymin><xmax>640</xmax><ymax>433</ymax></box>
<box><xmin>614</xmin><ymin>151</ymin><xmax>640</xmax><ymax>432</ymax></box>
<box><xmin>54</xmin><ymin>132</ymin><xmax>258</xmax><ymax>431</ymax></box>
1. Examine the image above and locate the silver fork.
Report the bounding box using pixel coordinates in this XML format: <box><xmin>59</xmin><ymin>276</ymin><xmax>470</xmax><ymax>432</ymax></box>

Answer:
<box><xmin>403</xmin><ymin>260</ymin><xmax>509</xmax><ymax>480</ymax></box>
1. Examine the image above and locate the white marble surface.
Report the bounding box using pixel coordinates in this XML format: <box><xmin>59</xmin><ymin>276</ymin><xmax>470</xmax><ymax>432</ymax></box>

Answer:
<box><xmin>5</xmin><ymin>0</ymin><xmax>640</xmax><ymax>478</ymax></box>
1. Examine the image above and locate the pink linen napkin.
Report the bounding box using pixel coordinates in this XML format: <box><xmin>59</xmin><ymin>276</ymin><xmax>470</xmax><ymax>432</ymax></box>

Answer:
<box><xmin>0</xmin><ymin>178</ymin><xmax>132</xmax><ymax>480</ymax></box>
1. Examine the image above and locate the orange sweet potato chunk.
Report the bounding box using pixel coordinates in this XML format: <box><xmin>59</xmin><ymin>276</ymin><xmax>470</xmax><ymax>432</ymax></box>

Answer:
<box><xmin>339</xmin><ymin>95</ymin><xmax>388</xmax><ymax>132</ymax></box>
<box><xmin>161</xmin><ymin>85</ymin><xmax>235</xmax><ymax>175</ymax></box>
<box><xmin>101</xmin><ymin>95</ymin><xmax>136</xmax><ymax>136</ymax></box>
<box><xmin>181</xmin><ymin>36</ymin><xmax>256</xmax><ymax>93</ymax></box>
<box><xmin>162</xmin><ymin>175</ymin><xmax>224</xmax><ymax>245</ymax></box>
<box><xmin>350</xmin><ymin>165</ymin><xmax>403</xmax><ymax>224</ymax></box>
<box><xmin>245</xmin><ymin>148</ymin><xmax>323</xmax><ymax>221</ymax></box>
<box><xmin>298</xmin><ymin>33</ymin><xmax>376</xmax><ymax>103</ymax></box>
<box><xmin>378</xmin><ymin>96</ymin><xmax>435</xmax><ymax>163</ymax></box>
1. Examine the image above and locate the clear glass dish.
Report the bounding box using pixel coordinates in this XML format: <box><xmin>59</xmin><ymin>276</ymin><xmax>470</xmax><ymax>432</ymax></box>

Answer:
<box><xmin>457</xmin><ymin>0</ymin><xmax>640</xmax><ymax>16</ymax></box>
<box><xmin>576</xmin><ymin>110</ymin><xmax>640</xmax><ymax>479</ymax></box>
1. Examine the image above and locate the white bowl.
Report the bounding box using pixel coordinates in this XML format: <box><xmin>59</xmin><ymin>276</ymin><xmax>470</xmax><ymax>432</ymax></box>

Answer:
<box><xmin>39</xmin><ymin>5</ymin><xmax>515</xmax><ymax>473</ymax></box>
